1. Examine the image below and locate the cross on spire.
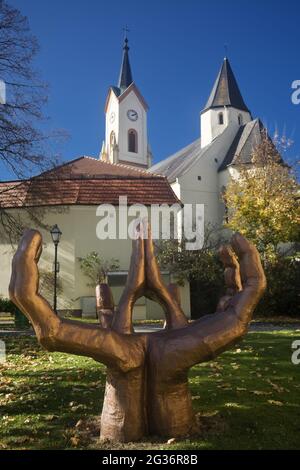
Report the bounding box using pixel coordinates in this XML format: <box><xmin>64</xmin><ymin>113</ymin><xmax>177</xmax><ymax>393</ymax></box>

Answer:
<box><xmin>118</xmin><ymin>27</ymin><xmax>133</xmax><ymax>91</ymax></box>
<box><xmin>123</xmin><ymin>25</ymin><xmax>130</xmax><ymax>40</ymax></box>
<box><xmin>224</xmin><ymin>43</ymin><xmax>228</xmax><ymax>59</ymax></box>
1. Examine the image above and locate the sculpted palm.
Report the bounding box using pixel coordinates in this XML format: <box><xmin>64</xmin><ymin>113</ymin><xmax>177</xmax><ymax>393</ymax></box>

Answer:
<box><xmin>9</xmin><ymin>222</ymin><xmax>266</xmax><ymax>442</ymax></box>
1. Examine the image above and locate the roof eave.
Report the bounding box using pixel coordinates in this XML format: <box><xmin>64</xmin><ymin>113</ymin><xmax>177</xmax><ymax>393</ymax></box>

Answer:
<box><xmin>201</xmin><ymin>104</ymin><xmax>251</xmax><ymax>115</ymax></box>
<box><xmin>118</xmin><ymin>82</ymin><xmax>149</xmax><ymax>111</ymax></box>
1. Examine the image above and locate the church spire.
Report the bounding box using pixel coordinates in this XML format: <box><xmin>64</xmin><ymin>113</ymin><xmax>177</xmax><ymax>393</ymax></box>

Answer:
<box><xmin>103</xmin><ymin>31</ymin><xmax>150</xmax><ymax>168</ymax></box>
<box><xmin>118</xmin><ymin>35</ymin><xmax>133</xmax><ymax>93</ymax></box>
<box><xmin>203</xmin><ymin>57</ymin><xmax>249</xmax><ymax>113</ymax></box>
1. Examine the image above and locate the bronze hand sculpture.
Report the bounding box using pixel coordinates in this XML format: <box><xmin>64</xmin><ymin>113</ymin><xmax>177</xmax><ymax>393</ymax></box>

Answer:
<box><xmin>9</xmin><ymin>222</ymin><xmax>266</xmax><ymax>442</ymax></box>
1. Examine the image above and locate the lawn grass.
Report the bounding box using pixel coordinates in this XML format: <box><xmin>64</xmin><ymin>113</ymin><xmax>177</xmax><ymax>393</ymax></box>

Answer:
<box><xmin>1</xmin><ymin>316</ymin><xmax>299</xmax><ymax>331</ymax></box>
<box><xmin>0</xmin><ymin>330</ymin><xmax>300</xmax><ymax>450</ymax></box>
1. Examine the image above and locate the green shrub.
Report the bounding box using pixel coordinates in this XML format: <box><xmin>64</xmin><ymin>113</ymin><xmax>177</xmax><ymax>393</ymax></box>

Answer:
<box><xmin>255</xmin><ymin>255</ymin><xmax>300</xmax><ymax>318</ymax></box>
<box><xmin>189</xmin><ymin>254</ymin><xmax>224</xmax><ymax>318</ymax></box>
<box><xmin>78</xmin><ymin>252</ymin><xmax>119</xmax><ymax>287</ymax></box>
<box><xmin>0</xmin><ymin>297</ymin><xmax>12</xmax><ymax>313</ymax></box>
<box><xmin>190</xmin><ymin>254</ymin><xmax>300</xmax><ymax>319</ymax></box>
<box><xmin>0</xmin><ymin>297</ymin><xmax>31</xmax><ymax>328</ymax></box>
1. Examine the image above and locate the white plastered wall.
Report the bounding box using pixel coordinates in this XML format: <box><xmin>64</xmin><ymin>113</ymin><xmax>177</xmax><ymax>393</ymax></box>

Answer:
<box><xmin>0</xmin><ymin>205</ymin><xmax>191</xmax><ymax>319</ymax></box>
<box><xmin>200</xmin><ymin>107</ymin><xmax>251</xmax><ymax>148</ymax></box>
<box><xmin>105</xmin><ymin>89</ymin><xmax>148</xmax><ymax>167</ymax></box>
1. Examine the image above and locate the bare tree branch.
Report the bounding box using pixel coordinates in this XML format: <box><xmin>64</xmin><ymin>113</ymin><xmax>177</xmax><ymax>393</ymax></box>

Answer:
<box><xmin>0</xmin><ymin>1</ymin><xmax>64</xmax><ymax>240</ymax></box>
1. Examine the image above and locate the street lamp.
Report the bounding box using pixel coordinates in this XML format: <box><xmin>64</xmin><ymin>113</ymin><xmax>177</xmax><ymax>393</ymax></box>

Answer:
<box><xmin>50</xmin><ymin>224</ymin><xmax>62</xmax><ymax>313</ymax></box>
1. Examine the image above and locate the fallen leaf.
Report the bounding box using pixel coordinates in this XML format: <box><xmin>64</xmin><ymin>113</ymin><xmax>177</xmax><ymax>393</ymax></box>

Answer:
<box><xmin>71</xmin><ymin>404</ymin><xmax>88</xmax><ymax>412</ymax></box>
<box><xmin>266</xmin><ymin>379</ymin><xmax>287</xmax><ymax>393</ymax></box>
<box><xmin>251</xmin><ymin>390</ymin><xmax>272</xmax><ymax>396</ymax></box>
<box><xmin>268</xmin><ymin>400</ymin><xmax>283</xmax><ymax>406</ymax></box>
<box><xmin>45</xmin><ymin>414</ymin><xmax>58</xmax><ymax>421</ymax></box>
<box><xmin>70</xmin><ymin>436</ymin><xmax>80</xmax><ymax>447</ymax></box>
<box><xmin>167</xmin><ymin>438</ymin><xmax>177</xmax><ymax>444</ymax></box>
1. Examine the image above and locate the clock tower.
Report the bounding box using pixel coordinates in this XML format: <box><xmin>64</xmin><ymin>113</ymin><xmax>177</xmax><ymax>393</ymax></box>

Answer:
<box><xmin>101</xmin><ymin>37</ymin><xmax>151</xmax><ymax>168</ymax></box>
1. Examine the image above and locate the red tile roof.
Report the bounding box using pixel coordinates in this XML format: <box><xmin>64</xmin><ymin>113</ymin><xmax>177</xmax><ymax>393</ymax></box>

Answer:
<box><xmin>41</xmin><ymin>156</ymin><xmax>154</xmax><ymax>178</ymax></box>
<box><xmin>0</xmin><ymin>157</ymin><xmax>180</xmax><ymax>208</ymax></box>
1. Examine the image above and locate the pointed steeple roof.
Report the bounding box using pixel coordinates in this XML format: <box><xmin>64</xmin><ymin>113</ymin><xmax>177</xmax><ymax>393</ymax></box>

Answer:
<box><xmin>203</xmin><ymin>58</ymin><xmax>250</xmax><ymax>113</ymax></box>
<box><xmin>118</xmin><ymin>37</ymin><xmax>133</xmax><ymax>93</ymax></box>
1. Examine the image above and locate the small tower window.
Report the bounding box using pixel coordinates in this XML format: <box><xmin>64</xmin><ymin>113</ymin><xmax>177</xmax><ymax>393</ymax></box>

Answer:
<box><xmin>238</xmin><ymin>114</ymin><xmax>243</xmax><ymax>126</ymax></box>
<box><xmin>218</xmin><ymin>112</ymin><xmax>224</xmax><ymax>125</ymax></box>
<box><xmin>128</xmin><ymin>129</ymin><xmax>138</xmax><ymax>153</ymax></box>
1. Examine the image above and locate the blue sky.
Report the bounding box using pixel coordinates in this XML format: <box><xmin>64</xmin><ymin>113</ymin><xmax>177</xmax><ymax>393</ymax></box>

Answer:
<box><xmin>5</xmin><ymin>0</ymin><xmax>300</xmax><ymax>177</ymax></box>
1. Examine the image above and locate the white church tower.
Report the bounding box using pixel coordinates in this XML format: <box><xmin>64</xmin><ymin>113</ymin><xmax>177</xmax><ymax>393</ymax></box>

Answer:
<box><xmin>200</xmin><ymin>57</ymin><xmax>252</xmax><ymax>148</ymax></box>
<box><xmin>101</xmin><ymin>36</ymin><xmax>152</xmax><ymax>168</ymax></box>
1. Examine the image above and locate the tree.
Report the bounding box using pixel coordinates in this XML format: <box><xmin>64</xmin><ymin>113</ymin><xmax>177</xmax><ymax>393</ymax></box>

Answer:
<box><xmin>0</xmin><ymin>1</ymin><xmax>60</xmax><ymax>240</ymax></box>
<box><xmin>9</xmin><ymin>223</ymin><xmax>266</xmax><ymax>442</ymax></box>
<box><xmin>78</xmin><ymin>252</ymin><xmax>119</xmax><ymax>286</ymax></box>
<box><xmin>223</xmin><ymin>131</ymin><xmax>300</xmax><ymax>259</ymax></box>
<box><xmin>39</xmin><ymin>269</ymin><xmax>63</xmax><ymax>299</ymax></box>
<box><xmin>155</xmin><ymin>225</ymin><xmax>224</xmax><ymax>285</ymax></box>
<box><xmin>155</xmin><ymin>226</ymin><xmax>225</xmax><ymax>317</ymax></box>
<box><xmin>78</xmin><ymin>251</ymin><xmax>119</xmax><ymax>324</ymax></box>
<box><xmin>255</xmin><ymin>252</ymin><xmax>300</xmax><ymax>317</ymax></box>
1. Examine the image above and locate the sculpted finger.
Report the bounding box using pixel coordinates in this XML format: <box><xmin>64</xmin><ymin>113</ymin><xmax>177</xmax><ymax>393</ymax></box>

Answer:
<box><xmin>96</xmin><ymin>284</ymin><xmax>115</xmax><ymax>329</ymax></box>
<box><xmin>126</xmin><ymin>220</ymin><xmax>145</xmax><ymax>290</ymax></box>
<box><xmin>167</xmin><ymin>283</ymin><xmax>181</xmax><ymax>306</ymax></box>
<box><xmin>231</xmin><ymin>233</ymin><xmax>266</xmax><ymax>290</ymax></box>
<box><xmin>18</xmin><ymin>229</ymin><xmax>42</xmax><ymax>261</ymax></box>
<box><xmin>111</xmin><ymin>220</ymin><xmax>146</xmax><ymax>334</ymax></box>
<box><xmin>229</xmin><ymin>233</ymin><xmax>266</xmax><ymax>322</ymax></box>
<box><xmin>144</xmin><ymin>223</ymin><xmax>188</xmax><ymax>329</ymax></box>
<box><xmin>10</xmin><ymin>229</ymin><xmax>42</xmax><ymax>302</ymax></box>
<box><xmin>219</xmin><ymin>245</ymin><xmax>242</xmax><ymax>294</ymax></box>
<box><xmin>216</xmin><ymin>245</ymin><xmax>241</xmax><ymax>312</ymax></box>
<box><xmin>144</xmin><ymin>222</ymin><xmax>163</xmax><ymax>284</ymax></box>
<box><xmin>96</xmin><ymin>284</ymin><xmax>114</xmax><ymax>311</ymax></box>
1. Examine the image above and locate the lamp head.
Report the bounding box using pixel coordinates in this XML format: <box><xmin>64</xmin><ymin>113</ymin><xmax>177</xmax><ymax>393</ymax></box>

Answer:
<box><xmin>50</xmin><ymin>224</ymin><xmax>62</xmax><ymax>245</ymax></box>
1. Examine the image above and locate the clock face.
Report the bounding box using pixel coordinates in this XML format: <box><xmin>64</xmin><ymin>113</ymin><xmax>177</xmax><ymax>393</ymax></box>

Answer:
<box><xmin>127</xmin><ymin>109</ymin><xmax>138</xmax><ymax>121</ymax></box>
<box><xmin>109</xmin><ymin>112</ymin><xmax>115</xmax><ymax>124</ymax></box>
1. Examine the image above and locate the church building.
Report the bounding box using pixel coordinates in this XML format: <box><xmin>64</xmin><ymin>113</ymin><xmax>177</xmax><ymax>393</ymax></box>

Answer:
<box><xmin>0</xmin><ymin>37</ymin><xmax>189</xmax><ymax>320</ymax></box>
<box><xmin>100</xmin><ymin>37</ymin><xmax>152</xmax><ymax>169</ymax></box>
<box><xmin>0</xmin><ymin>39</ymin><xmax>268</xmax><ymax>320</ymax></box>
<box><xmin>150</xmin><ymin>57</ymin><xmax>266</xmax><ymax>229</ymax></box>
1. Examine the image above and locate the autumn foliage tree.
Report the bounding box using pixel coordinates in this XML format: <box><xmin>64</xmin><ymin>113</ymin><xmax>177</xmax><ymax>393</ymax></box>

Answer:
<box><xmin>223</xmin><ymin>131</ymin><xmax>300</xmax><ymax>259</ymax></box>
<box><xmin>223</xmin><ymin>132</ymin><xmax>300</xmax><ymax>316</ymax></box>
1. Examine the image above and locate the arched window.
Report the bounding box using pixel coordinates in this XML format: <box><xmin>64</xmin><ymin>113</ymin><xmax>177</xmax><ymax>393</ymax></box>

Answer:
<box><xmin>218</xmin><ymin>112</ymin><xmax>224</xmax><ymax>125</ymax></box>
<box><xmin>221</xmin><ymin>185</ymin><xmax>229</xmax><ymax>224</ymax></box>
<box><xmin>238</xmin><ymin>114</ymin><xmax>243</xmax><ymax>126</ymax></box>
<box><xmin>110</xmin><ymin>131</ymin><xmax>116</xmax><ymax>152</ymax></box>
<box><xmin>128</xmin><ymin>129</ymin><xmax>138</xmax><ymax>153</ymax></box>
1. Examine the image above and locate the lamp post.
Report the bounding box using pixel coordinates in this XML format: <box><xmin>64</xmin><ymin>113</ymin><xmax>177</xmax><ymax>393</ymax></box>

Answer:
<box><xmin>50</xmin><ymin>224</ymin><xmax>62</xmax><ymax>313</ymax></box>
